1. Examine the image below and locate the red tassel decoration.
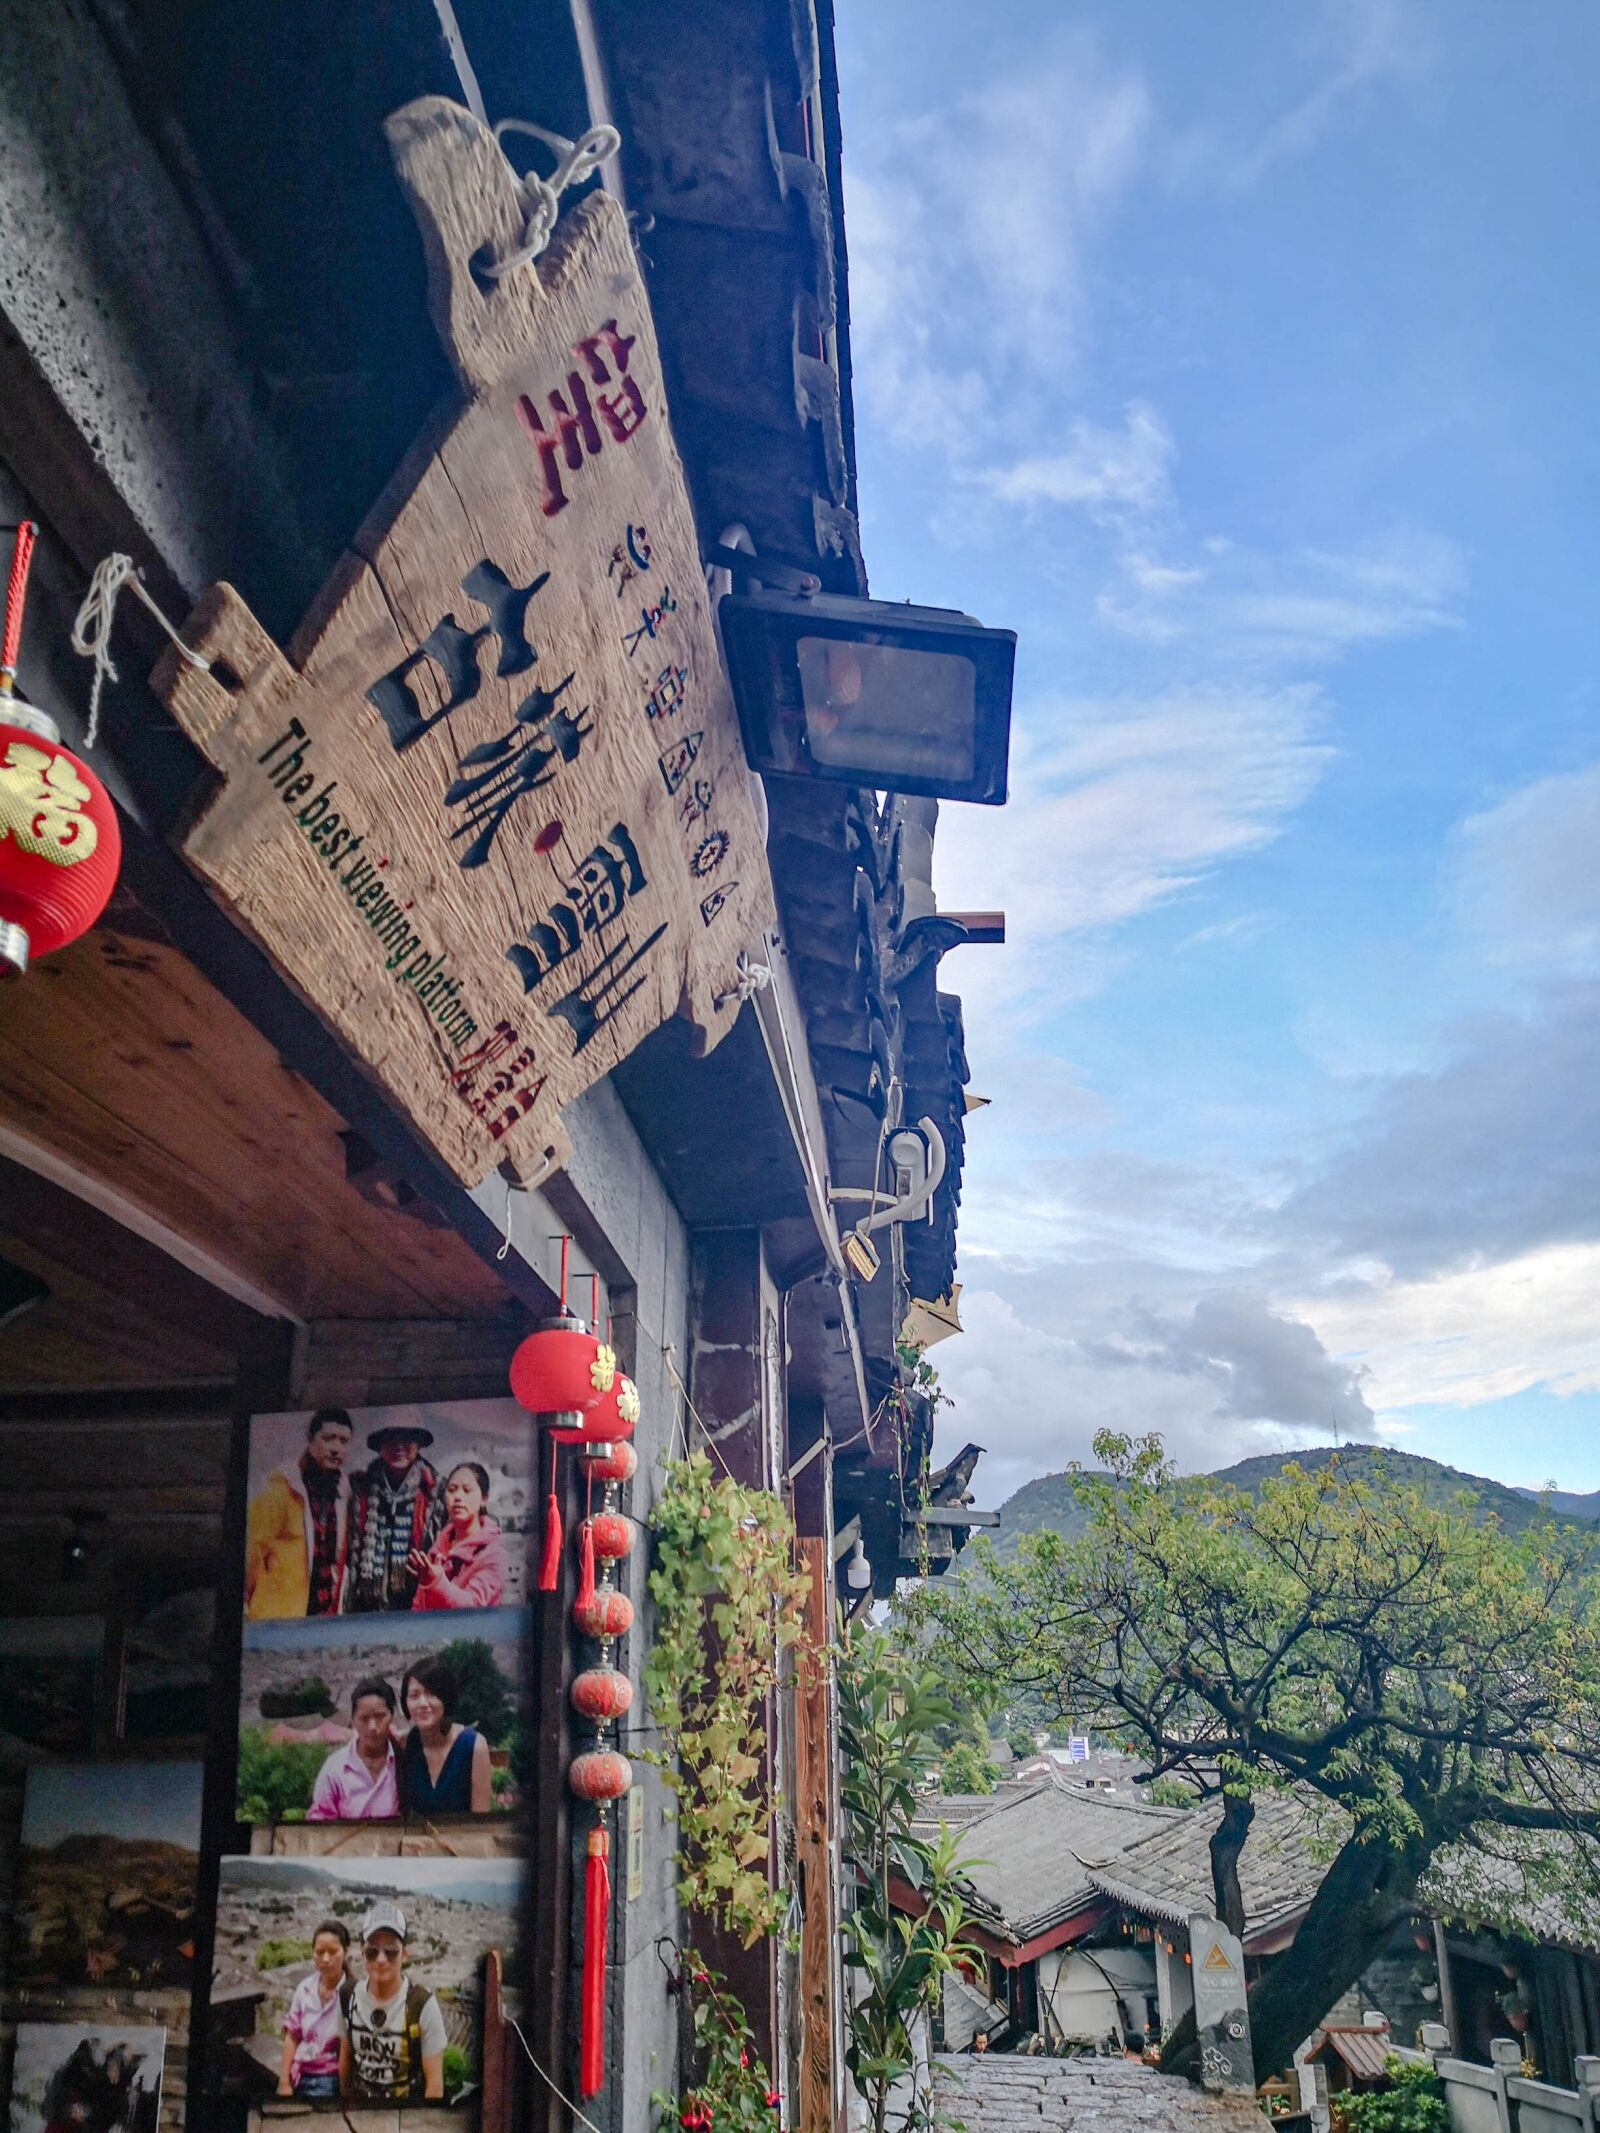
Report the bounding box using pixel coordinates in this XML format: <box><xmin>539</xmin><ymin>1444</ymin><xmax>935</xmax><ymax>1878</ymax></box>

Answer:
<box><xmin>538</xmin><ymin>1433</ymin><xmax>563</xmax><ymax>1593</ymax></box>
<box><xmin>580</xmin><ymin>1825</ymin><xmax>611</xmax><ymax>2098</ymax></box>
<box><xmin>576</xmin><ymin>1518</ymin><xmax>597</xmax><ymax>1612</ymax></box>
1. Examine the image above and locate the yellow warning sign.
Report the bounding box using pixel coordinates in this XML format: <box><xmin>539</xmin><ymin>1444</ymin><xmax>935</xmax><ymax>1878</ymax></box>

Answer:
<box><xmin>1201</xmin><ymin>1941</ymin><xmax>1236</xmax><ymax>1973</ymax></box>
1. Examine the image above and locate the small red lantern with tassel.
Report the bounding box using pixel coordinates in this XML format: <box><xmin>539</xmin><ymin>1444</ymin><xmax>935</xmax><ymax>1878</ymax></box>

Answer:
<box><xmin>573</xmin><ymin>1587</ymin><xmax>634</xmax><ymax>1639</ymax></box>
<box><xmin>589</xmin><ymin>1511</ymin><xmax>637</xmax><ymax>1562</ymax></box>
<box><xmin>0</xmin><ymin>522</ymin><xmax>121</xmax><ymax>980</ymax></box>
<box><xmin>571</xmin><ymin>1666</ymin><xmax>634</xmax><ymax>1722</ymax></box>
<box><xmin>569</xmin><ymin>1747</ymin><xmax>632</xmax><ymax>1801</ymax></box>
<box><xmin>581</xmin><ymin>1438</ymin><xmax>638</xmax><ymax>1488</ymax></box>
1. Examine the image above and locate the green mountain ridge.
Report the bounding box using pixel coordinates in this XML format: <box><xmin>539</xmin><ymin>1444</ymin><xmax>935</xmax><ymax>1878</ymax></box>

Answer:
<box><xmin>993</xmin><ymin>1443</ymin><xmax>1600</xmax><ymax>1559</ymax></box>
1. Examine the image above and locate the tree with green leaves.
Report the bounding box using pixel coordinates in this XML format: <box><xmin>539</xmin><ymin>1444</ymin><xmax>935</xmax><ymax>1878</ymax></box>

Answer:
<box><xmin>839</xmin><ymin>1628</ymin><xmax>983</xmax><ymax>2133</ymax></box>
<box><xmin>924</xmin><ymin>1432</ymin><xmax>1600</xmax><ymax>2078</ymax></box>
<box><xmin>939</xmin><ymin>1739</ymin><xmax>998</xmax><ymax>1794</ymax></box>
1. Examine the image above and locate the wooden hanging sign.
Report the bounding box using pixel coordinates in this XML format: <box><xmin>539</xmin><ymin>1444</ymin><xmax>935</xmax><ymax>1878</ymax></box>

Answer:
<box><xmin>153</xmin><ymin>98</ymin><xmax>773</xmax><ymax>1190</ymax></box>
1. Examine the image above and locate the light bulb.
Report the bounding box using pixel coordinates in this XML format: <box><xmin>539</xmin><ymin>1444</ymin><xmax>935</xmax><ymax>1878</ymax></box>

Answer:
<box><xmin>846</xmin><ymin>1537</ymin><xmax>872</xmax><ymax>1592</ymax></box>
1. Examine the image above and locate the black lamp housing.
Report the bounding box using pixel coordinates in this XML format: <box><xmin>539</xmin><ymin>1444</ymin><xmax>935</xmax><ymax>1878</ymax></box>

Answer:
<box><xmin>719</xmin><ymin>588</ymin><xmax>1015</xmax><ymax>806</ymax></box>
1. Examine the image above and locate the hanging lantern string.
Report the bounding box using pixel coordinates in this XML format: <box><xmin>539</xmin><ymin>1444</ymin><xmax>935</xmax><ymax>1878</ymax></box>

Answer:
<box><xmin>69</xmin><ymin>553</ymin><xmax>210</xmax><ymax>750</ymax></box>
<box><xmin>1</xmin><ymin>521</ymin><xmax>39</xmax><ymax>694</ymax></box>
<box><xmin>483</xmin><ymin>117</ymin><xmax>620</xmax><ymax>280</ymax></box>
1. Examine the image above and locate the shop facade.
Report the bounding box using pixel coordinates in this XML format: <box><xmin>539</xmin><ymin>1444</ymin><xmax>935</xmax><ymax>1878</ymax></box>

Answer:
<box><xmin>0</xmin><ymin>5</ymin><xmax>991</xmax><ymax>2132</ymax></box>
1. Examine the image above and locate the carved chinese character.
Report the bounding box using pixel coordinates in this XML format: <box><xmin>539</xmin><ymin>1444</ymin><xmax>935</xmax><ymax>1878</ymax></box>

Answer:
<box><xmin>0</xmin><ymin>740</ymin><xmax>98</xmax><ymax>862</ymax></box>
<box><xmin>607</xmin><ymin>523</ymin><xmax>653</xmax><ymax>597</ymax></box>
<box><xmin>443</xmin><ymin>675</ymin><xmax>588</xmax><ymax>869</ymax></box>
<box><xmin>689</xmin><ymin>830</ymin><xmax>730</xmax><ymax>879</ymax></box>
<box><xmin>517</xmin><ymin>319</ymin><xmax>648</xmax><ymax>518</ymax></box>
<box><xmin>365</xmin><ymin>562</ymin><xmax>551</xmax><ymax>750</ymax></box>
<box><xmin>505</xmin><ymin>823</ymin><xmax>650</xmax><ymax>993</ymax></box>
<box><xmin>545</xmin><ymin>923</ymin><xmax>668</xmax><ymax>1053</ymax></box>
<box><xmin>657</xmin><ymin>731</ymin><xmax>703</xmax><ymax>796</ymax></box>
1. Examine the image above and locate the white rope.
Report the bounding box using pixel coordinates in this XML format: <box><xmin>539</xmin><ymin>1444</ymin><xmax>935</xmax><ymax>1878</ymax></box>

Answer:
<box><xmin>69</xmin><ymin>554</ymin><xmax>208</xmax><ymax>749</ymax></box>
<box><xmin>714</xmin><ymin>951</ymin><xmax>774</xmax><ymax>1011</ymax></box>
<box><xmin>483</xmin><ymin>117</ymin><xmax>620</xmax><ymax>279</ymax></box>
<box><xmin>504</xmin><ymin>2014</ymin><xmax>605</xmax><ymax>2133</ymax></box>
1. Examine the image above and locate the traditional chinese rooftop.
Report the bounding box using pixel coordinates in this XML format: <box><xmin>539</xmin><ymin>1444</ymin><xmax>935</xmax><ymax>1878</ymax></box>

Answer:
<box><xmin>1085</xmin><ymin>1793</ymin><xmax>1326</xmax><ymax>1948</ymax></box>
<box><xmin>916</xmin><ymin>1776</ymin><xmax>1181</xmax><ymax>1947</ymax></box>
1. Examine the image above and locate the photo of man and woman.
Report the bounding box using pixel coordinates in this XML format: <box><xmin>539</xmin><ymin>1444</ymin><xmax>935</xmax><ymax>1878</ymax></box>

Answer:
<box><xmin>237</xmin><ymin>1609</ymin><xmax>525</xmax><ymax>1824</ymax></box>
<box><xmin>243</xmin><ymin>1402</ymin><xmax>531</xmax><ymax>1622</ymax></box>
<box><xmin>212</xmin><ymin>1854</ymin><xmax>522</xmax><ymax>2108</ymax></box>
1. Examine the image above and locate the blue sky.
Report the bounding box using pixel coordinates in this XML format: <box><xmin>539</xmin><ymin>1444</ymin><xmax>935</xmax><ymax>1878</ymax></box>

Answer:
<box><xmin>22</xmin><ymin>1761</ymin><xmax>203</xmax><ymax>1848</ymax></box>
<box><xmin>834</xmin><ymin>0</ymin><xmax>1600</xmax><ymax>1500</ymax></box>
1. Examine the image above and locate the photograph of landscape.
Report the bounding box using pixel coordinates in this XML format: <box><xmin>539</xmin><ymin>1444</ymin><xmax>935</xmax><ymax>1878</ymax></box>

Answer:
<box><xmin>212</xmin><ymin>1853</ymin><xmax>524</xmax><ymax>2103</ymax></box>
<box><xmin>13</xmin><ymin>1761</ymin><xmax>203</xmax><ymax>1992</ymax></box>
<box><xmin>237</xmin><ymin>1607</ymin><xmax>527</xmax><ymax>1822</ymax></box>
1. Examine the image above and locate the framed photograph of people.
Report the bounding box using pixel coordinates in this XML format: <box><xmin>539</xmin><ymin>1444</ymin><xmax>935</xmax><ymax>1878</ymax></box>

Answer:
<box><xmin>244</xmin><ymin>1402</ymin><xmax>532</xmax><ymax>1623</ymax></box>
<box><xmin>212</xmin><ymin>1854</ymin><xmax>522</xmax><ymax>2107</ymax></box>
<box><xmin>237</xmin><ymin>1608</ymin><xmax>527</xmax><ymax>1824</ymax></box>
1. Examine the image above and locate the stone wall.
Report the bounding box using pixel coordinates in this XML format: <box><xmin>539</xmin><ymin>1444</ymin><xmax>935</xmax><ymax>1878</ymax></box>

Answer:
<box><xmin>932</xmin><ymin>2054</ymin><xmax>1270</xmax><ymax>2132</ymax></box>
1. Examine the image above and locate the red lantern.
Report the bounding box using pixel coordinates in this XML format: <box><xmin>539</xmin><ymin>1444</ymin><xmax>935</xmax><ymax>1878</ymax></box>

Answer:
<box><xmin>571</xmin><ymin>1666</ymin><xmax>634</xmax><ymax>1722</ymax></box>
<box><xmin>0</xmin><ymin>705</ymin><xmax>121</xmax><ymax>981</ymax></box>
<box><xmin>569</xmin><ymin>1747</ymin><xmax>632</xmax><ymax>1801</ymax></box>
<box><xmin>581</xmin><ymin>1438</ymin><xmax>638</xmax><ymax>1487</ymax></box>
<box><xmin>573</xmin><ymin>1588</ymin><xmax>634</xmax><ymax>1639</ymax></box>
<box><xmin>509</xmin><ymin>1314</ymin><xmax>616</xmax><ymax>1414</ymax></box>
<box><xmin>550</xmin><ymin>1370</ymin><xmax>638</xmax><ymax>1448</ymax></box>
<box><xmin>589</xmin><ymin>1511</ymin><xmax>636</xmax><ymax>1562</ymax></box>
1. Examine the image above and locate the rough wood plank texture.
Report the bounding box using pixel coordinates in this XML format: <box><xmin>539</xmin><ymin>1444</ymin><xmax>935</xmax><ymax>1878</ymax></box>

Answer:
<box><xmin>794</xmin><ymin>1538</ymin><xmax>839</xmax><ymax>2133</ymax></box>
<box><xmin>153</xmin><ymin>98</ymin><xmax>774</xmax><ymax>1192</ymax></box>
<box><xmin>0</xmin><ymin>925</ymin><xmax>510</xmax><ymax>1328</ymax></box>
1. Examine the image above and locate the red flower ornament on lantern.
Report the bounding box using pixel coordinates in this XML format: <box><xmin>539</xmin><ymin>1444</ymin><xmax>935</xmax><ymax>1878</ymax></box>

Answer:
<box><xmin>588</xmin><ymin>1511</ymin><xmax>637</xmax><ymax>1563</ymax></box>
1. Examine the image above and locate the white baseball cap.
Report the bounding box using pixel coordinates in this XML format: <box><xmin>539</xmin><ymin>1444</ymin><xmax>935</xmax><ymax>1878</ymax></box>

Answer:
<box><xmin>361</xmin><ymin>1900</ymin><xmax>408</xmax><ymax>1944</ymax></box>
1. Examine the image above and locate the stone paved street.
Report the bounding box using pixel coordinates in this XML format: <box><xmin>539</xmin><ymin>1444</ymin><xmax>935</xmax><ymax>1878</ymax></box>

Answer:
<box><xmin>933</xmin><ymin>2054</ymin><xmax>1266</xmax><ymax>2131</ymax></box>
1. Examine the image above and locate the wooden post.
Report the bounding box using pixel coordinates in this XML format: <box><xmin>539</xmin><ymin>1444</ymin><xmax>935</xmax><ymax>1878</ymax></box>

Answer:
<box><xmin>188</xmin><ymin>1313</ymin><xmax>294</xmax><ymax>2133</ymax></box>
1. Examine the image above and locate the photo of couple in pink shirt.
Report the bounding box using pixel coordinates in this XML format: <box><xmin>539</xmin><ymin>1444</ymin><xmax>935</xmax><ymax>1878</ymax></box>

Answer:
<box><xmin>306</xmin><ymin>1656</ymin><xmax>494</xmax><ymax>1821</ymax></box>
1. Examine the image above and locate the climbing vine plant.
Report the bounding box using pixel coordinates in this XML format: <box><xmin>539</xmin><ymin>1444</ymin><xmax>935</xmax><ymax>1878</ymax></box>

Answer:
<box><xmin>641</xmin><ymin>1449</ymin><xmax>811</xmax><ymax>1945</ymax></box>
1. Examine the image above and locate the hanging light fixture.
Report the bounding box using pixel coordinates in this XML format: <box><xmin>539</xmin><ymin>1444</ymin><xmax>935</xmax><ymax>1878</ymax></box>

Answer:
<box><xmin>846</xmin><ymin>1535</ymin><xmax>873</xmax><ymax>1592</ymax></box>
<box><xmin>718</xmin><ymin>570</ymin><xmax>1015</xmax><ymax>806</ymax></box>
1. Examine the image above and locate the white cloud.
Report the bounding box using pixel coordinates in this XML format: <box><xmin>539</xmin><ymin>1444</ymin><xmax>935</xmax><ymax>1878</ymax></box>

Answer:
<box><xmin>935</xmin><ymin>685</ymin><xmax>1330</xmax><ymax>1025</ymax></box>
<box><xmin>1099</xmin><ymin>529</ymin><xmax>1465</xmax><ymax>663</ymax></box>
<box><xmin>1299</xmin><ymin>1242</ymin><xmax>1600</xmax><ymax>1415</ymax></box>
<box><xmin>1172</xmin><ymin>0</ymin><xmax>1435</xmax><ymax>194</ymax></box>
<box><xmin>986</xmin><ymin>402</ymin><xmax>1174</xmax><ymax>517</ymax></box>
<box><xmin>844</xmin><ymin>40</ymin><xmax>1151</xmax><ymax>456</ymax></box>
<box><xmin>935</xmin><ymin>1281</ymin><xmax>1369</xmax><ymax>1505</ymax></box>
<box><xmin>1451</xmin><ymin>764</ymin><xmax>1600</xmax><ymax>973</ymax></box>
